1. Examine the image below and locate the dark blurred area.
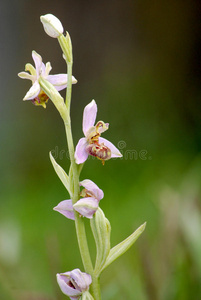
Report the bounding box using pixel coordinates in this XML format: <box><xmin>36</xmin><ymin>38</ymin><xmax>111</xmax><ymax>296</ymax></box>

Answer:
<box><xmin>0</xmin><ymin>1</ymin><xmax>201</xmax><ymax>299</ymax></box>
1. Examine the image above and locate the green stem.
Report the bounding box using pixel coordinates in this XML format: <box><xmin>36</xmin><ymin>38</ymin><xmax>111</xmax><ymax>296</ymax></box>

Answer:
<box><xmin>66</xmin><ymin>62</ymin><xmax>72</xmax><ymax>108</ymax></box>
<box><xmin>39</xmin><ymin>35</ymin><xmax>101</xmax><ymax>298</ymax></box>
<box><xmin>64</xmin><ymin>60</ymin><xmax>101</xmax><ymax>299</ymax></box>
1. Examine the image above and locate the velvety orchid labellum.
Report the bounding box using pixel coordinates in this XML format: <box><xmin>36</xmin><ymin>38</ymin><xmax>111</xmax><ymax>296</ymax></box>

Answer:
<box><xmin>40</xmin><ymin>14</ymin><xmax>64</xmax><ymax>38</ymax></box>
<box><xmin>18</xmin><ymin>51</ymin><xmax>77</xmax><ymax>108</ymax></box>
<box><xmin>53</xmin><ymin>179</ymin><xmax>104</xmax><ymax>219</ymax></box>
<box><xmin>57</xmin><ymin>268</ymin><xmax>92</xmax><ymax>300</ymax></box>
<box><xmin>74</xmin><ymin>100</ymin><xmax>122</xmax><ymax>164</ymax></box>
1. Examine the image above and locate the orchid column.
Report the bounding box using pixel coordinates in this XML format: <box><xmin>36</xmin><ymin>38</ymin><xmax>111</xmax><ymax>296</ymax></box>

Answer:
<box><xmin>18</xmin><ymin>13</ymin><xmax>146</xmax><ymax>300</ymax></box>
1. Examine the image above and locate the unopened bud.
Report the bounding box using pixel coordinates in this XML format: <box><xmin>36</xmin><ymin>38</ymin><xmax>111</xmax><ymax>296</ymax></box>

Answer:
<box><xmin>40</xmin><ymin>14</ymin><xmax>63</xmax><ymax>38</ymax></box>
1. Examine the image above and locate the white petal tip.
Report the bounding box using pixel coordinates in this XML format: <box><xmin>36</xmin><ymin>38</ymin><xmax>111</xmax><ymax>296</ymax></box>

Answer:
<box><xmin>73</xmin><ymin>78</ymin><xmax>78</xmax><ymax>84</ymax></box>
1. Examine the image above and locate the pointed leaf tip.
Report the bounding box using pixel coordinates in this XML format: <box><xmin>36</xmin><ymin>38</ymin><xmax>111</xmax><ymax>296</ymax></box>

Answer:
<box><xmin>100</xmin><ymin>222</ymin><xmax>146</xmax><ymax>273</ymax></box>
<box><xmin>49</xmin><ymin>151</ymin><xmax>71</xmax><ymax>195</ymax></box>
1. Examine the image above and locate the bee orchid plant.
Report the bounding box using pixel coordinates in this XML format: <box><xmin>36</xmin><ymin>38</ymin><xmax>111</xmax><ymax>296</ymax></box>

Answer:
<box><xmin>18</xmin><ymin>13</ymin><xmax>146</xmax><ymax>300</ymax></box>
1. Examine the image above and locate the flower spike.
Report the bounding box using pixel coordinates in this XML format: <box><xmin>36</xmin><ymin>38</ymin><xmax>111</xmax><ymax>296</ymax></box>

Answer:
<box><xmin>18</xmin><ymin>12</ymin><xmax>146</xmax><ymax>300</ymax></box>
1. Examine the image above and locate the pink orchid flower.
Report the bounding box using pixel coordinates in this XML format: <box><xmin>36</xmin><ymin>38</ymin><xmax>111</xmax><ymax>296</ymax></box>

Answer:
<box><xmin>57</xmin><ymin>269</ymin><xmax>92</xmax><ymax>300</ymax></box>
<box><xmin>53</xmin><ymin>179</ymin><xmax>104</xmax><ymax>219</ymax></box>
<box><xmin>74</xmin><ymin>100</ymin><xmax>122</xmax><ymax>164</ymax></box>
<box><xmin>18</xmin><ymin>50</ymin><xmax>77</xmax><ymax>108</ymax></box>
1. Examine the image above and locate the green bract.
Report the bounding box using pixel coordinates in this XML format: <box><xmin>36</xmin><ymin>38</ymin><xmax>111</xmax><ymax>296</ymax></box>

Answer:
<box><xmin>101</xmin><ymin>222</ymin><xmax>146</xmax><ymax>273</ymax></box>
<box><xmin>90</xmin><ymin>208</ymin><xmax>111</xmax><ymax>275</ymax></box>
<box><xmin>49</xmin><ymin>152</ymin><xmax>71</xmax><ymax>196</ymax></box>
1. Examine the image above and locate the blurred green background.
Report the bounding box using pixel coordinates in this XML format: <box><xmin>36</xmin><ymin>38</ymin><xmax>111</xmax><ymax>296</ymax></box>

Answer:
<box><xmin>0</xmin><ymin>1</ymin><xmax>201</xmax><ymax>299</ymax></box>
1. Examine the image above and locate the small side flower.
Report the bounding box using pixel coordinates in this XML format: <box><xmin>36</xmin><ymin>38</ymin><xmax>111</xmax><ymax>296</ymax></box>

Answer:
<box><xmin>53</xmin><ymin>179</ymin><xmax>104</xmax><ymax>219</ymax></box>
<box><xmin>57</xmin><ymin>269</ymin><xmax>92</xmax><ymax>300</ymax></box>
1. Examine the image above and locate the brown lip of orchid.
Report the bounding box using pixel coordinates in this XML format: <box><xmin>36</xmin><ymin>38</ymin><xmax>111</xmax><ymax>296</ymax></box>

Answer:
<box><xmin>86</xmin><ymin>121</ymin><xmax>111</xmax><ymax>165</ymax></box>
<box><xmin>74</xmin><ymin>99</ymin><xmax>122</xmax><ymax>164</ymax></box>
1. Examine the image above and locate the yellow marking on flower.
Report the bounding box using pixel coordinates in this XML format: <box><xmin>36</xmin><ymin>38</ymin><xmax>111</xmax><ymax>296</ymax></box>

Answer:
<box><xmin>32</xmin><ymin>90</ymin><xmax>49</xmax><ymax>108</ymax></box>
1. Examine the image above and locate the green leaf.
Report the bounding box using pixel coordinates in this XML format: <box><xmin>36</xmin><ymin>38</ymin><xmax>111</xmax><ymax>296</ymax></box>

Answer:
<box><xmin>101</xmin><ymin>222</ymin><xmax>146</xmax><ymax>272</ymax></box>
<box><xmin>49</xmin><ymin>152</ymin><xmax>71</xmax><ymax>195</ymax></box>
<box><xmin>90</xmin><ymin>208</ymin><xmax>111</xmax><ymax>275</ymax></box>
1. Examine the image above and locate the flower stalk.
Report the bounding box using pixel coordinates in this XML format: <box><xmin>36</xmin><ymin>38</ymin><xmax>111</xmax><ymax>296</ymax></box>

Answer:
<box><xmin>63</xmin><ymin>53</ymin><xmax>101</xmax><ymax>299</ymax></box>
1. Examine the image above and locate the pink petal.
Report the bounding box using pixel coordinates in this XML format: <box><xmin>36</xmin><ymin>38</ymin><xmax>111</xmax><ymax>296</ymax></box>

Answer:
<box><xmin>47</xmin><ymin>74</ymin><xmax>77</xmax><ymax>91</ymax></box>
<box><xmin>80</xmin><ymin>179</ymin><xmax>104</xmax><ymax>201</ymax></box>
<box><xmin>73</xmin><ymin>197</ymin><xmax>99</xmax><ymax>219</ymax></box>
<box><xmin>83</xmin><ymin>100</ymin><xmax>97</xmax><ymax>136</ymax></box>
<box><xmin>69</xmin><ymin>269</ymin><xmax>92</xmax><ymax>291</ymax></box>
<box><xmin>74</xmin><ymin>138</ymin><xmax>89</xmax><ymax>164</ymax></box>
<box><xmin>56</xmin><ymin>274</ymin><xmax>81</xmax><ymax>298</ymax></box>
<box><xmin>99</xmin><ymin>137</ymin><xmax>122</xmax><ymax>158</ymax></box>
<box><xmin>23</xmin><ymin>81</ymin><xmax>40</xmax><ymax>100</ymax></box>
<box><xmin>32</xmin><ymin>51</ymin><xmax>42</xmax><ymax>77</ymax></box>
<box><xmin>47</xmin><ymin>74</ymin><xmax>67</xmax><ymax>91</ymax></box>
<box><xmin>41</xmin><ymin>62</ymin><xmax>46</xmax><ymax>76</ymax></box>
<box><xmin>53</xmin><ymin>199</ymin><xmax>75</xmax><ymax>220</ymax></box>
<box><xmin>57</xmin><ymin>269</ymin><xmax>92</xmax><ymax>298</ymax></box>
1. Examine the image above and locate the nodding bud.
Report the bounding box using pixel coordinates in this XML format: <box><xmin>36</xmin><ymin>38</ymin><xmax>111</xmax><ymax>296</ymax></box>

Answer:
<box><xmin>40</xmin><ymin>14</ymin><xmax>64</xmax><ymax>38</ymax></box>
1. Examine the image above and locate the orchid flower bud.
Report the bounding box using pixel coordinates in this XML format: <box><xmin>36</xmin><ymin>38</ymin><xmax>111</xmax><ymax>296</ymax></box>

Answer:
<box><xmin>40</xmin><ymin>14</ymin><xmax>63</xmax><ymax>38</ymax></box>
<box><xmin>56</xmin><ymin>269</ymin><xmax>92</xmax><ymax>300</ymax></box>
